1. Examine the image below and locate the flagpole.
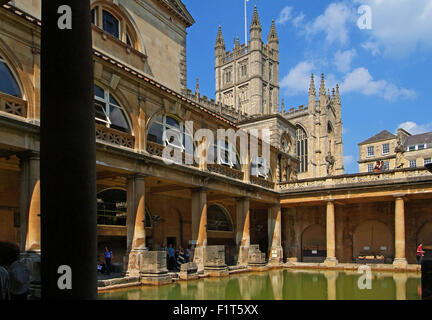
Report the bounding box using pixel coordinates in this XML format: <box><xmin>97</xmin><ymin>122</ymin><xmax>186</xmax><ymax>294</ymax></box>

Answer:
<box><xmin>245</xmin><ymin>0</ymin><xmax>247</xmax><ymax>45</ymax></box>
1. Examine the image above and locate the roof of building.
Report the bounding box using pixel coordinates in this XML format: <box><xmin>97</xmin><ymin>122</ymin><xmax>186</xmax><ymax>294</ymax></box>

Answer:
<box><xmin>403</xmin><ymin>132</ymin><xmax>432</xmax><ymax>147</ymax></box>
<box><xmin>358</xmin><ymin>130</ymin><xmax>396</xmax><ymax>145</ymax></box>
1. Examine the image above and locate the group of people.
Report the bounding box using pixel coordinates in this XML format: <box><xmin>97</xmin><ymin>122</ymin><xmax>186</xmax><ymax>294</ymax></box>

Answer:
<box><xmin>0</xmin><ymin>242</ymin><xmax>30</xmax><ymax>301</ymax></box>
<box><xmin>160</xmin><ymin>244</ymin><xmax>192</xmax><ymax>271</ymax></box>
<box><xmin>373</xmin><ymin>160</ymin><xmax>386</xmax><ymax>173</ymax></box>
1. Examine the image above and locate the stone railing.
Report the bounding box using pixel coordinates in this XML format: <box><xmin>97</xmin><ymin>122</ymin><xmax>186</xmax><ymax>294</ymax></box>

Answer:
<box><xmin>278</xmin><ymin>168</ymin><xmax>432</xmax><ymax>191</ymax></box>
<box><xmin>207</xmin><ymin>163</ymin><xmax>244</xmax><ymax>180</ymax></box>
<box><xmin>95</xmin><ymin>124</ymin><xmax>135</xmax><ymax>148</ymax></box>
<box><xmin>146</xmin><ymin>141</ymin><xmax>198</xmax><ymax>167</ymax></box>
<box><xmin>250</xmin><ymin>175</ymin><xmax>275</xmax><ymax>189</ymax></box>
<box><xmin>0</xmin><ymin>92</ymin><xmax>27</xmax><ymax>118</ymax></box>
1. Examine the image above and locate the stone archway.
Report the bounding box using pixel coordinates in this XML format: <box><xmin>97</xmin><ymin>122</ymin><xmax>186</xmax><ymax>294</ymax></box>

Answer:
<box><xmin>417</xmin><ymin>221</ymin><xmax>432</xmax><ymax>246</ymax></box>
<box><xmin>353</xmin><ymin>220</ymin><xmax>393</xmax><ymax>263</ymax></box>
<box><xmin>301</xmin><ymin>224</ymin><xmax>326</xmax><ymax>262</ymax></box>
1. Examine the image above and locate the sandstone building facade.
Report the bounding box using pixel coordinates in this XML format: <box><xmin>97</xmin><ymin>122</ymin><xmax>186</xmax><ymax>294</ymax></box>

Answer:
<box><xmin>0</xmin><ymin>1</ymin><xmax>431</xmax><ymax>289</ymax></box>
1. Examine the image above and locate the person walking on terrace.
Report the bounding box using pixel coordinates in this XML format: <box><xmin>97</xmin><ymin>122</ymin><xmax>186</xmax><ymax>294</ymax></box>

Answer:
<box><xmin>104</xmin><ymin>247</ymin><xmax>113</xmax><ymax>275</ymax></box>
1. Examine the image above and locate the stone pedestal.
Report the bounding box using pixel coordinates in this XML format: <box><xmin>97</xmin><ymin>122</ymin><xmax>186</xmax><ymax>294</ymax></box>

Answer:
<box><xmin>193</xmin><ymin>246</ymin><xmax>205</xmax><ymax>273</ymax></box>
<box><xmin>179</xmin><ymin>262</ymin><xmax>199</xmax><ymax>280</ymax></box>
<box><xmin>139</xmin><ymin>251</ymin><xmax>172</xmax><ymax>285</ymax></box>
<box><xmin>248</xmin><ymin>245</ymin><xmax>266</xmax><ymax>268</ymax></box>
<box><xmin>204</xmin><ymin>245</ymin><xmax>228</xmax><ymax>277</ymax></box>
<box><xmin>269</xmin><ymin>246</ymin><xmax>283</xmax><ymax>265</ymax></box>
<box><xmin>125</xmin><ymin>249</ymin><xmax>147</xmax><ymax>277</ymax></box>
<box><xmin>237</xmin><ymin>246</ymin><xmax>250</xmax><ymax>266</ymax></box>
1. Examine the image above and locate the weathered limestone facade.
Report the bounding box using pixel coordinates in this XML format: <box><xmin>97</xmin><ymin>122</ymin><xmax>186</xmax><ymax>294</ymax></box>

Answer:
<box><xmin>359</xmin><ymin>128</ymin><xmax>432</xmax><ymax>173</ymax></box>
<box><xmin>0</xmin><ymin>1</ymin><xmax>431</xmax><ymax>295</ymax></box>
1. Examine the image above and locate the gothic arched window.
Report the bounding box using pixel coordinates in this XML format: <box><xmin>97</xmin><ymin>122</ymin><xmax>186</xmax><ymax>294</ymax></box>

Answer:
<box><xmin>94</xmin><ymin>85</ymin><xmax>132</xmax><ymax>134</ymax></box>
<box><xmin>147</xmin><ymin>114</ymin><xmax>194</xmax><ymax>155</ymax></box>
<box><xmin>296</xmin><ymin>125</ymin><xmax>308</xmax><ymax>173</ymax></box>
<box><xmin>0</xmin><ymin>55</ymin><xmax>22</xmax><ymax>98</ymax></box>
<box><xmin>207</xmin><ymin>204</ymin><xmax>233</xmax><ymax>232</ymax></box>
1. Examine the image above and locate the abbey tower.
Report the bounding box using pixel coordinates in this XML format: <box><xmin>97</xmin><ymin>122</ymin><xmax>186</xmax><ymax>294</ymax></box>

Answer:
<box><xmin>213</xmin><ymin>6</ymin><xmax>344</xmax><ymax>180</ymax></box>
<box><xmin>215</xmin><ymin>7</ymin><xmax>280</xmax><ymax>116</ymax></box>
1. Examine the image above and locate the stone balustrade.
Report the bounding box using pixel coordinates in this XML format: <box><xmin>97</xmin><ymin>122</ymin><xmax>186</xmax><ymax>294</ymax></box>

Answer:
<box><xmin>278</xmin><ymin>168</ymin><xmax>432</xmax><ymax>191</ymax></box>
<box><xmin>95</xmin><ymin>123</ymin><xmax>135</xmax><ymax>148</ymax></box>
<box><xmin>0</xmin><ymin>92</ymin><xmax>27</xmax><ymax>118</ymax></box>
<box><xmin>207</xmin><ymin>163</ymin><xmax>244</xmax><ymax>180</ymax></box>
<box><xmin>250</xmin><ymin>175</ymin><xmax>275</xmax><ymax>190</ymax></box>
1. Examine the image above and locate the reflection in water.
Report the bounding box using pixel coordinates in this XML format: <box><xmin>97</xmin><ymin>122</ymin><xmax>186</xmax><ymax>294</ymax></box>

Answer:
<box><xmin>99</xmin><ymin>269</ymin><xmax>421</xmax><ymax>300</ymax></box>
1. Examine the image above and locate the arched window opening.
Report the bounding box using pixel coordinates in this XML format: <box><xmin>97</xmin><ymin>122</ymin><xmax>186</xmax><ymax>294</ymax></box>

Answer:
<box><xmin>328</xmin><ymin>122</ymin><xmax>334</xmax><ymax>155</ymax></box>
<box><xmin>97</xmin><ymin>189</ymin><xmax>151</xmax><ymax>227</ymax></box>
<box><xmin>94</xmin><ymin>85</ymin><xmax>132</xmax><ymax>134</ymax></box>
<box><xmin>251</xmin><ymin>156</ymin><xmax>271</xmax><ymax>180</ymax></box>
<box><xmin>0</xmin><ymin>55</ymin><xmax>22</xmax><ymax>98</ymax></box>
<box><xmin>147</xmin><ymin>114</ymin><xmax>194</xmax><ymax>155</ymax></box>
<box><xmin>91</xmin><ymin>4</ymin><xmax>138</xmax><ymax>49</ymax></box>
<box><xmin>213</xmin><ymin>139</ymin><xmax>241</xmax><ymax>170</ymax></box>
<box><xmin>207</xmin><ymin>204</ymin><xmax>233</xmax><ymax>232</ymax></box>
<box><xmin>296</xmin><ymin>125</ymin><xmax>308</xmax><ymax>173</ymax></box>
<box><xmin>97</xmin><ymin>189</ymin><xmax>127</xmax><ymax>226</ymax></box>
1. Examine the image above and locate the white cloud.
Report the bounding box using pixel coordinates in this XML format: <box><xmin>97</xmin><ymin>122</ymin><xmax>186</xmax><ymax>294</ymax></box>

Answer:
<box><xmin>334</xmin><ymin>49</ymin><xmax>356</xmax><ymax>73</ymax></box>
<box><xmin>340</xmin><ymin>68</ymin><xmax>416</xmax><ymax>101</ymax></box>
<box><xmin>357</xmin><ymin>0</ymin><xmax>432</xmax><ymax>58</ymax></box>
<box><xmin>280</xmin><ymin>61</ymin><xmax>315</xmax><ymax>95</ymax></box>
<box><xmin>276</xmin><ymin>6</ymin><xmax>293</xmax><ymax>25</ymax></box>
<box><xmin>292</xmin><ymin>12</ymin><xmax>305</xmax><ymax>28</ymax></box>
<box><xmin>397</xmin><ymin>122</ymin><xmax>432</xmax><ymax>135</ymax></box>
<box><xmin>304</xmin><ymin>2</ymin><xmax>355</xmax><ymax>45</ymax></box>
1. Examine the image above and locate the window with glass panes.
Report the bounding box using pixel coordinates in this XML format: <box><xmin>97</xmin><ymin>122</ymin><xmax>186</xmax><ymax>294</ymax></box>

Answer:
<box><xmin>296</xmin><ymin>126</ymin><xmax>308</xmax><ymax>173</ymax></box>
<box><xmin>409</xmin><ymin>160</ymin><xmax>417</xmax><ymax>168</ymax></box>
<box><xmin>382</xmin><ymin>143</ymin><xmax>390</xmax><ymax>154</ymax></box>
<box><xmin>147</xmin><ymin>115</ymin><xmax>193</xmax><ymax>155</ymax></box>
<box><xmin>383</xmin><ymin>161</ymin><xmax>390</xmax><ymax>171</ymax></box>
<box><xmin>0</xmin><ymin>55</ymin><xmax>22</xmax><ymax>98</ymax></box>
<box><xmin>213</xmin><ymin>140</ymin><xmax>240</xmax><ymax>169</ymax></box>
<box><xmin>251</xmin><ymin>157</ymin><xmax>270</xmax><ymax>179</ymax></box>
<box><xmin>367</xmin><ymin>146</ymin><xmax>374</xmax><ymax>157</ymax></box>
<box><xmin>424</xmin><ymin>158</ymin><xmax>431</xmax><ymax>166</ymax></box>
<box><xmin>94</xmin><ymin>85</ymin><xmax>131</xmax><ymax>133</ymax></box>
<box><xmin>367</xmin><ymin>163</ymin><xmax>374</xmax><ymax>172</ymax></box>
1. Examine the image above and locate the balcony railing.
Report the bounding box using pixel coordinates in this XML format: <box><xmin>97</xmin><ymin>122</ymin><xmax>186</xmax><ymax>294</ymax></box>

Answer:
<box><xmin>95</xmin><ymin>123</ymin><xmax>135</xmax><ymax>148</ymax></box>
<box><xmin>146</xmin><ymin>141</ymin><xmax>198</xmax><ymax>167</ymax></box>
<box><xmin>250</xmin><ymin>175</ymin><xmax>275</xmax><ymax>189</ymax></box>
<box><xmin>207</xmin><ymin>163</ymin><xmax>244</xmax><ymax>180</ymax></box>
<box><xmin>0</xmin><ymin>92</ymin><xmax>27</xmax><ymax>118</ymax></box>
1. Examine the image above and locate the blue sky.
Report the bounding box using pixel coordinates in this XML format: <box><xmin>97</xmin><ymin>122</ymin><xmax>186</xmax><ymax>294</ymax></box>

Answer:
<box><xmin>182</xmin><ymin>0</ymin><xmax>432</xmax><ymax>173</ymax></box>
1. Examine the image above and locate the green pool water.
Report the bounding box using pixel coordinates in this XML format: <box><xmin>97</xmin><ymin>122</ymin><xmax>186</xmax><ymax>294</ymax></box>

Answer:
<box><xmin>98</xmin><ymin>269</ymin><xmax>422</xmax><ymax>300</ymax></box>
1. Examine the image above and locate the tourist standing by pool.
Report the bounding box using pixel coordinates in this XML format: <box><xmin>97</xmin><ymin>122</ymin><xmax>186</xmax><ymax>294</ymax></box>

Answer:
<box><xmin>104</xmin><ymin>247</ymin><xmax>113</xmax><ymax>275</ymax></box>
<box><xmin>167</xmin><ymin>244</ymin><xmax>175</xmax><ymax>271</ymax></box>
<box><xmin>417</xmin><ymin>244</ymin><xmax>425</xmax><ymax>264</ymax></box>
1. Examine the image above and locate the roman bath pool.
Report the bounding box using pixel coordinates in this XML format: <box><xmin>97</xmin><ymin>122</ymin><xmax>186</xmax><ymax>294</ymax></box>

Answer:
<box><xmin>98</xmin><ymin>269</ymin><xmax>422</xmax><ymax>300</ymax></box>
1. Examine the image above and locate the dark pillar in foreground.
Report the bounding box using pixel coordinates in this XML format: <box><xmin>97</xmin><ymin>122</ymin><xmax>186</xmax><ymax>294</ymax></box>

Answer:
<box><xmin>40</xmin><ymin>1</ymin><xmax>97</xmax><ymax>299</ymax></box>
<box><xmin>422</xmin><ymin>249</ymin><xmax>432</xmax><ymax>300</ymax></box>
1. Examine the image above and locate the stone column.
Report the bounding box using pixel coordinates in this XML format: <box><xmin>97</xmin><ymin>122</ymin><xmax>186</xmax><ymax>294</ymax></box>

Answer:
<box><xmin>18</xmin><ymin>152</ymin><xmax>41</xmax><ymax>290</ymax></box>
<box><xmin>125</xmin><ymin>174</ymin><xmax>147</xmax><ymax>277</ymax></box>
<box><xmin>393</xmin><ymin>273</ymin><xmax>407</xmax><ymax>300</ymax></box>
<box><xmin>236</xmin><ymin>197</ymin><xmax>250</xmax><ymax>266</ymax></box>
<box><xmin>393</xmin><ymin>196</ymin><xmax>408</xmax><ymax>268</ymax></box>
<box><xmin>324</xmin><ymin>271</ymin><xmax>338</xmax><ymax>300</ymax></box>
<box><xmin>324</xmin><ymin>200</ymin><xmax>338</xmax><ymax>266</ymax></box>
<box><xmin>192</xmin><ymin>188</ymin><xmax>207</xmax><ymax>272</ymax></box>
<box><xmin>268</xmin><ymin>204</ymin><xmax>283</xmax><ymax>264</ymax></box>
